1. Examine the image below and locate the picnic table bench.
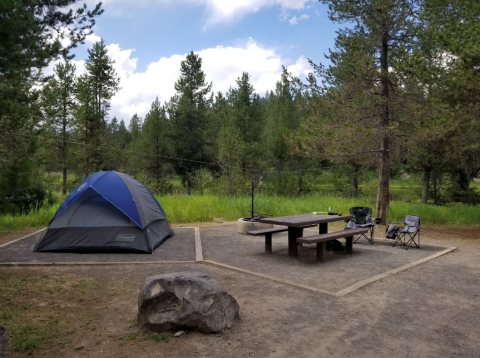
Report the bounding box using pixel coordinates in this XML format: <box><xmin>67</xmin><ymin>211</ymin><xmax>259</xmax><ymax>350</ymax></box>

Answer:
<box><xmin>297</xmin><ymin>228</ymin><xmax>368</xmax><ymax>262</ymax></box>
<box><xmin>248</xmin><ymin>224</ymin><xmax>317</xmax><ymax>253</ymax></box>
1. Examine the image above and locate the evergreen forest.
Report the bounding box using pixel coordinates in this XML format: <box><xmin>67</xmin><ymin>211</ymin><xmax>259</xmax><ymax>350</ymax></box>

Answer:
<box><xmin>1</xmin><ymin>0</ymin><xmax>480</xmax><ymax>224</ymax></box>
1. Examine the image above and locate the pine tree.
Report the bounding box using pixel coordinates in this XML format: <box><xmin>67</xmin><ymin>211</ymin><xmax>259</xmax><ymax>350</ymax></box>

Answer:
<box><xmin>142</xmin><ymin>97</ymin><xmax>172</xmax><ymax>194</ymax></box>
<box><xmin>0</xmin><ymin>74</ymin><xmax>41</xmax><ymax>205</ymax></box>
<box><xmin>420</xmin><ymin>0</ymin><xmax>480</xmax><ymax>202</ymax></box>
<box><xmin>0</xmin><ymin>1</ymin><xmax>102</xmax><ymax>79</ymax></box>
<box><xmin>107</xmin><ymin>118</ymin><xmax>130</xmax><ymax>171</ymax></box>
<box><xmin>262</xmin><ymin>73</ymin><xmax>305</xmax><ymax>194</ymax></box>
<box><xmin>264</xmin><ymin>73</ymin><xmax>298</xmax><ymax>171</ymax></box>
<box><xmin>0</xmin><ymin>0</ymin><xmax>102</xmax><ymax>205</ymax></box>
<box><xmin>316</xmin><ymin>0</ymin><xmax>421</xmax><ymax>222</ymax></box>
<box><xmin>73</xmin><ymin>74</ymin><xmax>104</xmax><ymax>176</ymax></box>
<box><xmin>105</xmin><ymin>117</ymin><xmax>123</xmax><ymax>170</ymax></box>
<box><xmin>228</xmin><ymin>72</ymin><xmax>265</xmax><ymax>173</ymax></box>
<box><xmin>126</xmin><ymin>114</ymin><xmax>143</xmax><ymax>176</ymax></box>
<box><xmin>170</xmin><ymin>52</ymin><xmax>212</xmax><ymax>194</ymax></box>
<box><xmin>72</xmin><ymin>39</ymin><xmax>120</xmax><ymax>177</ymax></box>
<box><xmin>218</xmin><ymin>125</ymin><xmax>245</xmax><ymax>196</ymax></box>
<box><xmin>41</xmin><ymin>60</ymin><xmax>77</xmax><ymax>194</ymax></box>
<box><xmin>118</xmin><ymin>119</ymin><xmax>131</xmax><ymax>149</ymax></box>
<box><xmin>84</xmin><ymin>39</ymin><xmax>120</xmax><ymax>125</ymax></box>
<box><xmin>205</xmin><ymin>91</ymin><xmax>229</xmax><ymax>163</ymax></box>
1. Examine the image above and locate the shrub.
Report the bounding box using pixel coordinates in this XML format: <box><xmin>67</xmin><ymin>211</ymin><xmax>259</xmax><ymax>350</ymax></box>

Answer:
<box><xmin>3</xmin><ymin>182</ymin><xmax>56</xmax><ymax>214</ymax></box>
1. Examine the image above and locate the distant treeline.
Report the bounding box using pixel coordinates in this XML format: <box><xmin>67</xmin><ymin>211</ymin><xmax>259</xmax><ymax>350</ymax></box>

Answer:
<box><xmin>1</xmin><ymin>0</ymin><xmax>479</xmax><ymax>216</ymax></box>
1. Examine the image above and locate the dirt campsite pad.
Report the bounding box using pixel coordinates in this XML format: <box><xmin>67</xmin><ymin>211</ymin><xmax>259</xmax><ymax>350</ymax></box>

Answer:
<box><xmin>0</xmin><ymin>223</ymin><xmax>479</xmax><ymax>358</ymax></box>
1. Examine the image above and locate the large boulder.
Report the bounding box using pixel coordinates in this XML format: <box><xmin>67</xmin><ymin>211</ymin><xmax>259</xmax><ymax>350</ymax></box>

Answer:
<box><xmin>138</xmin><ymin>272</ymin><xmax>240</xmax><ymax>334</ymax></box>
<box><xmin>0</xmin><ymin>325</ymin><xmax>7</xmax><ymax>358</ymax></box>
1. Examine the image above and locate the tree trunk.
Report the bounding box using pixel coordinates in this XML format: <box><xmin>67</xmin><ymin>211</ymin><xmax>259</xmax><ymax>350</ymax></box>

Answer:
<box><xmin>375</xmin><ymin>34</ymin><xmax>390</xmax><ymax>224</ymax></box>
<box><xmin>62</xmin><ymin>140</ymin><xmax>67</xmax><ymax>195</ymax></box>
<box><xmin>421</xmin><ymin>168</ymin><xmax>430</xmax><ymax>204</ymax></box>
<box><xmin>352</xmin><ymin>175</ymin><xmax>358</xmax><ymax>198</ymax></box>
<box><xmin>376</xmin><ymin>137</ymin><xmax>390</xmax><ymax>223</ymax></box>
<box><xmin>62</xmin><ymin>167</ymin><xmax>67</xmax><ymax>195</ymax></box>
<box><xmin>351</xmin><ymin>162</ymin><xmax>359</xmax><ymax>197</ymax></box>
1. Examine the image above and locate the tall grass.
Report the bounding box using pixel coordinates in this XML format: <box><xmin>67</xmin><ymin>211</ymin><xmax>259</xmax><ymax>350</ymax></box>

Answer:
<box><xmin>0</xmin><ymin>205</ymin><xmax>57</xmax><ymax>233</ymax></box>
<box><xmin>156</xmin><ymin>194</ymin><xmax>479</xmax><ymax>226</ymax></box>
<box><xmin>1</xmin><ymin>193</ymin><xmax>479</xmax><ymax>234</ymax></box>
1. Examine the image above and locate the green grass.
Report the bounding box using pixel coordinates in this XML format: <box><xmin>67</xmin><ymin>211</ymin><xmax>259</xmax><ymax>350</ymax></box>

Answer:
<box><xmin>0</xmin><ymin>205</ymin><xmax>57</xmax><ymax>233</ymax></box>
<box><xmin>156</xmin><ymin>193</ymin><xmax>479</xmax><ymax>225</ymax></box>
<box><xmin>1</xmin><ymin>193</ymin><xmax>479</xmax><ymax>234</ymax></box>
<box><xmin>16</xmin><ymin>335</ymin><xmax>40</xmax><ymax>351</ymax></box>
<box><xmin>149</xmin><ymin>332</ymin><xmax>171</xmax><ymax>343</ymax></box>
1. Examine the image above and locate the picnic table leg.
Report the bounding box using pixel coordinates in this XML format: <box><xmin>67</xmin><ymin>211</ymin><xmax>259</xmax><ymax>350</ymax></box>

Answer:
<box><xmin>265</xmin><ymin>233</ymin><xmax>272</xmax><ymax>253</ymax></box>
<box><xmin>317</xmin><ymin>223</ymin><xmax>328</xmax><ymax>260</ymax></box>
<box><xmin>345</xmin><ymin>236</ymin><xmax>353</xmax><ymax>255</ymax></box>
<box><xmin>316</xmin><ymin>242</ymin><xmax>326</xmax><ymax>262</ymax></box>
<box><xmin>319</xmin><ymin>223</ymin><xmax>328</xmax><ymax>235</ymax></box>
<box><xmin>288</xmin><ymin>226</ymin><xmax>298</xmax><ymax>257</ymax></box>
<box><xmin>297</xmin><ymin>227</ymin><xmax>304</xmax><ymax>247</ymax></box>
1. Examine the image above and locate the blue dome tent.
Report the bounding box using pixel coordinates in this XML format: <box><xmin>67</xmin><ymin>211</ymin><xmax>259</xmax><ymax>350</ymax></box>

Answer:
<box><xmin>34</xmin><ymin>171</ymin><xmax>174</xmax><ymax>253</ymax></box>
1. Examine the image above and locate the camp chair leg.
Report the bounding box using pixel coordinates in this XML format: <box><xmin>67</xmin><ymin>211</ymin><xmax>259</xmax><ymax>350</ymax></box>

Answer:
<box><xmin>353</xmin><ymin>227</ymin><xmax>374</xmax><ymax>244</ymax></box>
<box><xmin>392</xmin><ymin>234</ymin><xmax>404</xmax><ymax>247</ymax></box>
<box><xmin>405</xmin><ymin>232</ymin><xmax>420</xmax><ymax>248</ymax></box>
<box><xmin>265</xmin><ymin>233</ymin><xmax>272</xmax><ymax>253</ymax></box>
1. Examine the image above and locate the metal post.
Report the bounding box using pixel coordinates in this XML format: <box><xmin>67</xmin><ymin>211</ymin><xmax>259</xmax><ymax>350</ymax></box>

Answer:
<box><xmin>251</xmin><ymin>181</ymin><xmax>254</xmax><ymax>219</ymax></box>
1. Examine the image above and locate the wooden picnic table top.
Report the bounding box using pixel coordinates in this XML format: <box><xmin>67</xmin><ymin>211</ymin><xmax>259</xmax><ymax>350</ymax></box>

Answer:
<box><xmin>258</xmin><ymin>213</ymin><xmax>353</xmax><ymax>227</ymax></box>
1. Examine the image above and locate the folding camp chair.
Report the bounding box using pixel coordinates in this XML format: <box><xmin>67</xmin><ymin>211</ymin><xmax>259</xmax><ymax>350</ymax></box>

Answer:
<box><xmin>391</xmin><ymin>215</ymin><xmax>421</xmax><ymax>248</ymax></box>
<box><xmin>345</xmin><ymin>207</ymin><xmax>378</xmax><ymax>244</ymax></box>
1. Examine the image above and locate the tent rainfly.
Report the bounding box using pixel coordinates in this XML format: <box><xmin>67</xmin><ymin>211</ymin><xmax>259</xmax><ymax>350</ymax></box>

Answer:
<box><xmin>34</xmin><ymin>171</ymin><xmax>174</xmax><ymax>253</ymax></box>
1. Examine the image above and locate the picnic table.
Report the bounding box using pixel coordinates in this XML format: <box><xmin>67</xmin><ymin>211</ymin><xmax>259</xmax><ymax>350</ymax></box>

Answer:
<box><xmin>257</xmin><ymin>213</ymin><xmax>353</xmax><ymax>258</ymax></box>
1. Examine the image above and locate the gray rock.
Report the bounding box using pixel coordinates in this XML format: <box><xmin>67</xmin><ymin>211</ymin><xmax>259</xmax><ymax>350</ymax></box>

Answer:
<box><xmin>174</xmin><ymin>330</ymin><xmax>185</xmax><ymax>337</ymax></box>
<box><xmin>0</xmin><ymin>325</ymin><xmax>7</xmax><ymax>358</ymax></box>
<box><xmin>138</xmin><ymin>272</ymin><xmax>240</xmax><ymax>334</ymax></box>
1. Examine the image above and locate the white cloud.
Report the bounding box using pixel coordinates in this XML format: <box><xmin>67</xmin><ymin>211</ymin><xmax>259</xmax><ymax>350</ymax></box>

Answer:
<box><xmin>84</xmin><ymin>33</ymin><xmax>102</xmax><ymax>45</ymax></box>
<box><xmin>43</xmin><ymin>37</ymin><xmax>312</xmax><ymax>121</ymax></box>
<box><xmin>42</xmin><ymin>58</ymin><xmax>85</xmax><ymax>79</ymax></box>
<box><xmin>288</xmin><ymin>13</ymin><xmax>309</xmax><ymax>25</ymax></box>
<box><xmin>203</xmin><ymin>0</ymin><xmax>312</xmax><ymax>24</ymax></box>
<box><xmin>93</xmin><ymin>0</ymin><xmax>315</xmax><ymax>24</ymax></box>
<box><xmin>109</xmin><ymin>39</ymin><xmax>311</xmax><ymax>120</ymax></box>
<box><xmin>287</xmin><ymin>55</ymin><xmax>311</xmax><ymax>77</ymax></box>
<box><xmin>106</xmin><ymin>44</ymin><xmax>137</xmax><ymax>80</ymax></box>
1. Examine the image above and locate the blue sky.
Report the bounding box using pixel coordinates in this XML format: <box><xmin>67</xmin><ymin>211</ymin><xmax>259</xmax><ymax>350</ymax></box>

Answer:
<box><xmin>56</xmin><ymin>0</ymin><xmax>340</xmax><ymax>121</ymax></box>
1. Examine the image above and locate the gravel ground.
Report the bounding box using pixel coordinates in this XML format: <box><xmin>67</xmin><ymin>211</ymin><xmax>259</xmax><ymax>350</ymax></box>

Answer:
<box><xmin>0</xmin><ymin>228</ymin><xmax>195</xmax><ymax>263</ymax></box>
<box><xmin>0</xmin><ymin>223</ymin><xmax>479</xmax><ymax>358</ymax></box>
<box><xmin>201</xmin><ymin>225</ymin><xmax>448</xmax><ymax>293</ymax></box>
